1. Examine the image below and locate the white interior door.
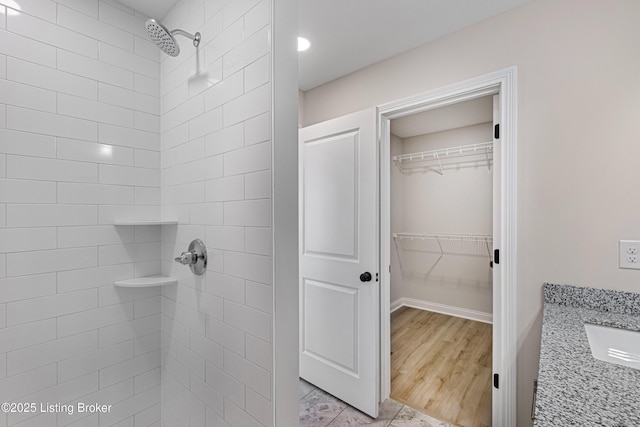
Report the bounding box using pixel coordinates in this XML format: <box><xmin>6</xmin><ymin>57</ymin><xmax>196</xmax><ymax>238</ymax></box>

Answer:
<box><xmin>299</xmin><ymin>108</ymin><xmax>379</xmax><ymax>417</ymax></box>
<box><xmin>492</xmin><ymin>93</ymin><xmax>502</xmax><ymax>424</ymax></box>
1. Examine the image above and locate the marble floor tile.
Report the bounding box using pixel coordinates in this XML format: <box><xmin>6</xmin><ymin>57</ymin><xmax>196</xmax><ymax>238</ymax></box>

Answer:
<box><xmin>388</xmin><ymin>406</ymin><xmax>453</xmax><ymax>427</ymax></box>
<box><xmin>300</xmin><ymin>378</ymin><xmax>317</xmax><ymax>399</ymax></box>
<box><xmin>300</xmin><ymin>389</ymin><xmax>348</xmax><ymax>427</ymax></box>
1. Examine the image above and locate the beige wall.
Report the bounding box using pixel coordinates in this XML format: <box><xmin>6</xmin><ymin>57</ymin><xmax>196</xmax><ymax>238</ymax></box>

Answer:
<box><xmin>391</xmin><ymin>124</ymin><xmax>493</xmax><ymax>315</ymax></box>
<box><xmin>301</xmin><ymin>0</ymin><xmax>640</xmax><ymax>424</ymax></box>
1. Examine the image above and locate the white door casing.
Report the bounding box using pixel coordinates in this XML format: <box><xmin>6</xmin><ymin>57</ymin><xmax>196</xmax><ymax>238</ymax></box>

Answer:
<box><xmin>492</xmin><ymin>93</ymin><xmax>502</xmax><ymax>418</ymax></box>
<box><xmin>299</xmin><ymin>108</ymin><xmax>379</xmax><ymax>417</ymax></box>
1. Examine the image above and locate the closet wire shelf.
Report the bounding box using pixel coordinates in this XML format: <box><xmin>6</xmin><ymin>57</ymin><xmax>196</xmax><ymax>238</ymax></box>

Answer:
<box><xmin>393</xmin><ymin>232</ymin><xmax>493</xmax><ymax>272</ymax></box>
<box><xmin>392</xmin><ymin>141</ymin><xmax>493</xmax><ymax>175</ymax></box>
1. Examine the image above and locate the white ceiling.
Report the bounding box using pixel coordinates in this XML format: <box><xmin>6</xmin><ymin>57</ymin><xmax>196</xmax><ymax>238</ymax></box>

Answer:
<box><xmin>118</xmin><ymin>0</ymin><xmax>531</xmax><ymax>90</ymax></box>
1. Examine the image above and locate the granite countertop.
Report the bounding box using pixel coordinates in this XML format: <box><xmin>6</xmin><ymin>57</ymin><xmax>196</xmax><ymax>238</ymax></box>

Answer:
<box><xmin>534</xmin><ymin>283</ymin><xmax>640</xmax><ymax>427</ymax></box>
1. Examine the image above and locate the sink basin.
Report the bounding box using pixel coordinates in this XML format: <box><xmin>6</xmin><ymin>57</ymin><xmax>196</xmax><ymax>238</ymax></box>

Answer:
<box><xmin>584</xmin><ymin>323</ymin><xmax>640</xmax><ymax>370</ymax></box>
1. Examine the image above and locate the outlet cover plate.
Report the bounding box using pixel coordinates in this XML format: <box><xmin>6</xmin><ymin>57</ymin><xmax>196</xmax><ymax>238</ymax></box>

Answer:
<box><xmin>619</xmin><ymin>240</ymin><xmax>640</xmax><ymax>269</ymax></box>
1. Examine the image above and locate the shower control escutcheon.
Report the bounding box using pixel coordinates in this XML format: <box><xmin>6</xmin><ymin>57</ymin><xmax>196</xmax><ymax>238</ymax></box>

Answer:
<box><xmin>174</xmin><ymin>239</ymin><xmax>207</xmax><ymax>275</ymax></box>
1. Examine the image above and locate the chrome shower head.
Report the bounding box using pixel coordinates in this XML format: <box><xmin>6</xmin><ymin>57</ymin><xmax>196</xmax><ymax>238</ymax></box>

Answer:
<box><xmin>144</xmin><ymin>18</ymin><xmax>201</xmax><ymax>57</ymax></box>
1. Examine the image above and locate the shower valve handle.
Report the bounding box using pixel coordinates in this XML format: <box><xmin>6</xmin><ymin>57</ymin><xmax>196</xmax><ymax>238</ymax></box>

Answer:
<box><xmin>174</xmin><ymin>251</ymin><xmax>197</xmax><ymax>265</ymax></box>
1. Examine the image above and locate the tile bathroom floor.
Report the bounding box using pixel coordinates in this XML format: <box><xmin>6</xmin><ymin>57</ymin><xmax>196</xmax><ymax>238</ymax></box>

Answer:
<box><xmin>299</xmin><ymin>379</ymin><xmax>454</xmax><ymax>426</ymax></box>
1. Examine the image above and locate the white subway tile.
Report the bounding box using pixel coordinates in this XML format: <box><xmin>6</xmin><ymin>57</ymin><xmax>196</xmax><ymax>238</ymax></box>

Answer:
<box><xmin>135</xmin><ymin>187</ymin><xmax>160</xmax><ymax>205</ymax></box>
<box><xmin>203</xmin><ymin>19</ymin><xmax>243</xmax><ymax>66</ymax></box>
<box><xmin>205</xmin><ymin>271</ymin><xmax>244</xmax><ymax>303</ymax></box>
<box><xmin>0</xmin><ymin>53</ymin><xmax>4</xmax><ymax>77</ymax></box>
<box><xmin>7</xmin><ymin>247</ymin><xmax>98</xmax><ymax>276</ymax></box>
<box><xmin>0</xmin><ymin>178</ymin><xmax>56</xmax><ymax>203</ymax></box>
<box><xmin>188</xmin><ymin>202</ymin><xmax>223</xmax><ymax>226</ymax></box>
<box><xmin>244</xmin><ymin>54</ymin><xmax>269</xmax><ymax>92</ymax></box>
<box><xmin>134</xmin><ymin>402</ymin><xmax>161</xmax><ymax>426</ymax></box>
<box><xmin>99</xmin><ymin>285</ymin><xmax>159</xmax><ymax>307</ymax></box>
<box><xmin>244</xmin><ymin>111</ymin><xmax>270</xmax><ymax>146</ymax></box>
<box><xmin>99</xmin><ymin>313</ymin><xmax>160</xmax><ymax>348</ymax></box>
<box><xmin>58</xmin><ymin>225</ymin><xmax>134</xmax><ymax>248</ymax></box>
<box><xmin>99</xmin><ymin>124</ymin><xmax>159</xmax><ymax>151</ymax></box>
<box><xmin>177</xmin><ymin>343</ymin><xmax>205</xmax><ymax>378</ymax></box>
<box><xmin>0</xmin><ymin>154</ymin><xmax>4</xmax><ymax>177</ymax></box>
<box><xmin>0</xmin><ymin>273</ymin><xmax>55</xmax><ymax>303</ymax></box>
<box><xmin>58</xmin><ymin>183</ymin><xmax>134</xmax><ymax>205</ymax></box>
<box><xmin>205</xmin><ymin>175</ymin><xmax>244</xmax><ymax>202</ymax></box>
<box><xmin>100</xmin><ymin>42</ymin><xmax>159</xmax><ymax>79</ymax></box>
<box><xmin>99</xmin><ymin>386</ymin><xmax>160</xmax><ymax>427</ymax></box>
<box><xmin>57</xmin><ymin>4</ymin><xmax>133</xmax><ymax>51</ymax></box>
<box><xmin>161</xmin><ymin>298</ymin><xmax>206</xmax><ymax>335</ymax></box>
<box><xmin>223</xmin><ymin>140</ymin><xmax>271</xmax><ymax>177</ymax></box>
<box><xmin>206</xmin><ymin>226</ymin><xmax>244</xmax><ymax>253</ymax></box>
<box><xmin>2</xmin><ymin>0</ymin><xmax>56</xmax><ymax>23</ymax></box>
<box><xmin>8</xmin><ymin>10</ymin><xmax>98</xmax><ymax>58</ymax></box>
<box><xmin>245</xmin><ymin>170</ymin><xmax>270</xmax><ymax>200</ymax></box>
<box><xmin>7</xmin><ymin>106</ymin><xmax>98</xmax><ymax>141</ymax></box>
<box><xmin>58</xmin><ymin>93</ymin><xmax>134</xmax><ymax>127</ymax></box>
<box><xmin>205</xmin><ymin>362</ymin><xmax>245</xmax><ymax>408</ymax></box>
<box><xmin>223</xmin><ymin>348</ymin><xmax>270</xmax><ymax>398</ymax></box>
<box><xmin>174</xmin><ymin>137</ymin><xmax>204</xmax><ymax>166</ymax></box>
<box><xmin>204</xmin><ymin>316</ymin><xmax>244</xmax><ymax>356</ymax></box>
<box><xmin>134</xmin><ymin>366</ymin><xmax>160</xmax><ymax>394</ymax></box>
<box><xmin>245</xmin><ymin>280</ymin><xmax>272</xmax><ymax>314</ymax></box>
<box><xmin>0</xmin><ymin>226</ymin><xmax>56</xmax><ymax>253</ymax></box>
<box><xmin>58</xmin><ymin>340</ymin><xmax>133</xmax><ymax>382</ymax></box>
<box><xmin>134</xmin><ymin>295</ymin><xmax>161</xmax><ymax>318</ymax></box>
<box><xmin>172</xmin><ymin>181</ymin><xmax>205</xmax><ymax>204</ymax></box>
<box><xmin>224</xmin><ymin>299</ymin><xmax>271</xmax><ymax>342</ymax></box>
<box><xmin>223</xmin><ymin>251</ymin><xmax>271</xmax><ymax>285</ymax></box>
<box><xmin>191</xmin><ymin>374</ymin><xmax>224</xmax><ymax>415</ymax></box>
<box><xmin>223</xmin><ymin>83</ymin><xmax>270</xmax><ymax>127</ymax></box>
<box><xmin>134</xmin><ymin>111</ymin><xmax>159</xmax><ymax>132</ymax></box>
<box><xmin>189</xmin><ymin>330</ymin><xmax>223</xmax><ymax>368</ymax></box>
<box><xmin>0</xmin><ymin>79</ymin><xmax>56</xmax><ymax>112</ymax></box>
<box><xmin>57</xmin><ymin>138</ymin><xmax>134</xmax><ymax>166</ymax></box>
<box><xmin>6</xmin><ymin>204</ymin><xmax>97</xmax><ymax>227</ymax></box>
<box><xmin>99</xmin><ymin>242</ymin><xmax>160</xmax><ymax>266</ymax></box>
<box><xmin>134</xmin><ymin>149</ymin><xmax>160</xmax><ymax>168</ymax></box>
<box><xmin>7</xmin><ymin>289</ymin><xmax>97</xmax><ymax>326</ymax></box>
<box><xmin>0</xmin><ymin>254</ymin><xmax>5</xmax><ymax>277</ymax></box>
<box><xmin>162</xmin><ymin>83</ymin><xmax>188</xmax><ymax>114</ymax></box>
<box><xmin>0</xmin><ymin>318</ymin><xmax>56</xmax><ymax>353</ymax></box>
<box><xmin>223</xmin><ymin>199</ymin><xmax>270</xmax><ymax>227</ymax></box>
<box><xmin>0</xmin><ymin>129</ymin><xmax>56</xmax><ymax>158</ymax></box>
<box><xmin>0</xmin><ymin>353</ymin><xmax>6</xmax><ymax>379</ymax></box>
<box><xmin>162</xmin><ymin>95</ymin><xmax>204</xmax><ymax>133</ymax></box>
<box><xmin>223</xmin><ymin>27</ymin><xmax>269</xmax><ymax>78</ymax></box>
<box><xmin>98</xmin><ymin>1</ymin><xmax>147</xmax><ymax>39</ymax></box>
<box><xmin>204</xmin><ymin>70</ymin><xmax>243</xmax><ymax>111</ymax></box>
<box><xmin>204</xmin><ymin>122</ymin><xmax>244</xmax><ymax>157</ymax></box>
<box><xmin>6</xmin><ymin>330</ymin><xmax>96</xmax><ymax>376</ymax></box>
<box><xmin>7</xmin><ymin>57</ymin><xmax>98</xmax><ymax>100</ymax></box>
<box><xmin>98</xmin><ymin>204</ymin><xmax>159</xmax><ymax>224</ymax></box>
<box><xmin>0</xmin><ymin>6</ymin><xmax>4</xmax><ymax>30</ymax></box>
<box><xmin>60</xmin><ymin>379</ymin><xmax>133</xmax><ymax>426</ymax></box>
<box><xmin>0</xmin><ymin>28</ymin><xmax>56</xmax><ymax>67</ymax></box>
<box><xmin>245</xmin><ymin>334</ymin><xmax>271</xmax><ymax>371</ymax></box>
<box><xmin>188</xmin><ymin>63</ymin><xmax>222</xmax><ymax>98</ymax></box>
<box><xmin>222</xmin><ymin>0</ymin><xmax>260</xmax><ymax>28</ymax></box>
<box><xmin>7</xmin><ymin>155</ymin><xmax>97</xmax><ymax>183</ymax></box>
<box><xmin>0</xmin><ymin>303</ymin><xmax>5</xmax><ymax>328</ymax></box>
<box><xmin>0</xmin><ymin>104</ymin><xmax>5</xmax><ymax>128</ymax></box>
<box><xmin>100</xmin><ymin>349</ymin><xmax>160</xmax><ymax>388</ymax></box>
<box><xmin>0</xmin><ymin>364</ymin><xmax>57</xmax><ymax>402</ymax></box>
<box><xmin>57</xmin><ymin>263</ymin><xmax>133</xmax><ymax>293</ymax></box>
<box><xmin>99</xmin><ymin>164</ymin><xmax>159</xmax><ymax>187</ymax></box>
<box><xmin>246</xmin><ymin>387</ymin><xmax>272</xmax><ymax>426</ymax></box>
<box><xmin>134</xmin><ymin>73</ymin><xmax>160</xmax><ymax>97</ymax></box>
<box><xmin>99</xmin><ymin>83</ymin><xmax>159</xmax><ymax>115</ymax></box>
<box><xmin>58</xmin><ymin>49</ymin><xmax>133</xmax><ymax>90</ymax></box>
<box><xmin>190</xmin><ymin>154</ymin><xmax>224</xmax><ymax>182</ymax></box>
<box><xmin>244</xmin><ymin>0</ymin><xmax>269</xmax><ymax>36</ymax></box>
<box><xmin>245</xmin><ymin>227</ymin><xmax>271</xmax><ymax>256</ymax></box>
<box><xmin>54</xmin><ymin>0</ymin><xmax>98</xmax><ymax>18</ymax></box>
<box><xmin>161</xmin><ymin>122</ymin><xmax>189</xmax><ymax>150</ymax></box>
<box><xmin>57</xmin><ymin>302</ymin><xmax>134</xmax><ymax>337</ymax></box>
<box><xmin>134</xmin><ymin>36</ymin><xmax>160</xmax><ymax>62</ymax></box>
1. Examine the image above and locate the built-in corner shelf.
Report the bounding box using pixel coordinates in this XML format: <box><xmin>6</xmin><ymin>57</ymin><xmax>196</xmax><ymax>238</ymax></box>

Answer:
<box><xmin>114</xmin><ymin>275</ymin><xmax>177</xmax><ymax>288</ymax></box>
<box><xmin>113</xmin><ymin>220</ymin><xmax>178</xmax><ymax>226</ymax></box>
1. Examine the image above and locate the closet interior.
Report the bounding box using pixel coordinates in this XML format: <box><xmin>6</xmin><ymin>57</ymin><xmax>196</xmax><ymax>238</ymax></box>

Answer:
<box><xmin>389</xmin><ymin>95</ymin><xmax>495</xmax><ymax>427</ymax></box>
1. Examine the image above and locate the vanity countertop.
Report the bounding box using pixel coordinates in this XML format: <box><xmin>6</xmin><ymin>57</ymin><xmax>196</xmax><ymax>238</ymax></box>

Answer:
<box><xmin>534</xmin><ymin>283</ymin><xmax>640</xmax><ymax>427</ymax></box>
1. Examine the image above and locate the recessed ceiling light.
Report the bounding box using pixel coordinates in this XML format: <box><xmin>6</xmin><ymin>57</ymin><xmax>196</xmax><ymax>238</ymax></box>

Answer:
<box><xmin>298</xmin><ymin>37</ymin><xmax>311</xmax><ymax>52</ymax></box>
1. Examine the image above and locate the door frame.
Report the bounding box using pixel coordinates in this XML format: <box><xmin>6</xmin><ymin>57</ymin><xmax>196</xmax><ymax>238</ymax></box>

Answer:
<box><xmin>377</xmin><ymin>66</ymin><xmax>517</xmax><ymax>426</ymax></box>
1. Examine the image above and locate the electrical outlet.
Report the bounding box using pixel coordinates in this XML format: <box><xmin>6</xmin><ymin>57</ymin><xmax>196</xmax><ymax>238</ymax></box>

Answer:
<box><xmin>620</xmin><ymin>240</ymin><xmax>640</xmax><ymax>269</ymax></box>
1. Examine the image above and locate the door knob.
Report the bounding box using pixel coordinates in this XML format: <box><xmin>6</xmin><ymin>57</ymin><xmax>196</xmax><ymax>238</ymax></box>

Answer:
<box><xmin>360</xmin><ymin>272</ymin><xmax>372</xmax><ymax>282</ymax></box>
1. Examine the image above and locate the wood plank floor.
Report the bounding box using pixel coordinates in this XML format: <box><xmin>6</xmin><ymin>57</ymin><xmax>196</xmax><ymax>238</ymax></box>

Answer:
<box><xmin>390</xmin><ymin>307</ymin><xmax>492</xmax><ymax>427</ymax></box>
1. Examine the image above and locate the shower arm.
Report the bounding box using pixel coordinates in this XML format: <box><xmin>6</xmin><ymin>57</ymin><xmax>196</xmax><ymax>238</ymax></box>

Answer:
<box><xmin>170</xmin><ymin>28</ymin><xmax>201</xmax><ymax>47</ymax></box>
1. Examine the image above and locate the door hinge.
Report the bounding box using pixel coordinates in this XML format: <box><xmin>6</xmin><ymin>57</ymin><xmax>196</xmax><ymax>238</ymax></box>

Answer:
<box><xmin>494</xmin><ymin>373</ymin><xmax>499</xmax><ymax>389</ymax></box>
<box><xmin>376</xmin><ymin>272</ymin><xmax>379</xmax><ymax>282</ymax></box>
<box><xmin>494</xmin><ymin>249</ymin><xmax>500</xmax><ymax>265</ymax></box>
<box><xmin>494</xmin><ymin>123</ymin><xmax>500</xmax><ymax>139</ymax></box>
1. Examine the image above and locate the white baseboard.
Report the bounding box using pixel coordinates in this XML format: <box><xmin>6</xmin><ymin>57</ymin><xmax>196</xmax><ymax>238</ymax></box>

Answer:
<box><xmin>390</xmin><ymin>297</ymin><xmax>493</xmax><ymax>324</ymax></box>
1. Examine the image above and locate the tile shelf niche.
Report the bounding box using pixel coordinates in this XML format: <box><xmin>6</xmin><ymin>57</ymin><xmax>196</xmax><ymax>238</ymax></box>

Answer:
<box><xmin>112</xmin><ymin>221</ymin><xmax>178</xmax><ymax>287</ymax></box>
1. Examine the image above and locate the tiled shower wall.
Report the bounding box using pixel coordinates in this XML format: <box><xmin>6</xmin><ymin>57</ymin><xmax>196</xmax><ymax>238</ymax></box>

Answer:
<box><xmin>158</xmin><ymin>0</ymin><xmax>273</xmax><ymax>426</ymax></box>
<box><xmin>0</xmin><ymin>0</ymin><xmax>163</xmax><ymax>426</ymax></box>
